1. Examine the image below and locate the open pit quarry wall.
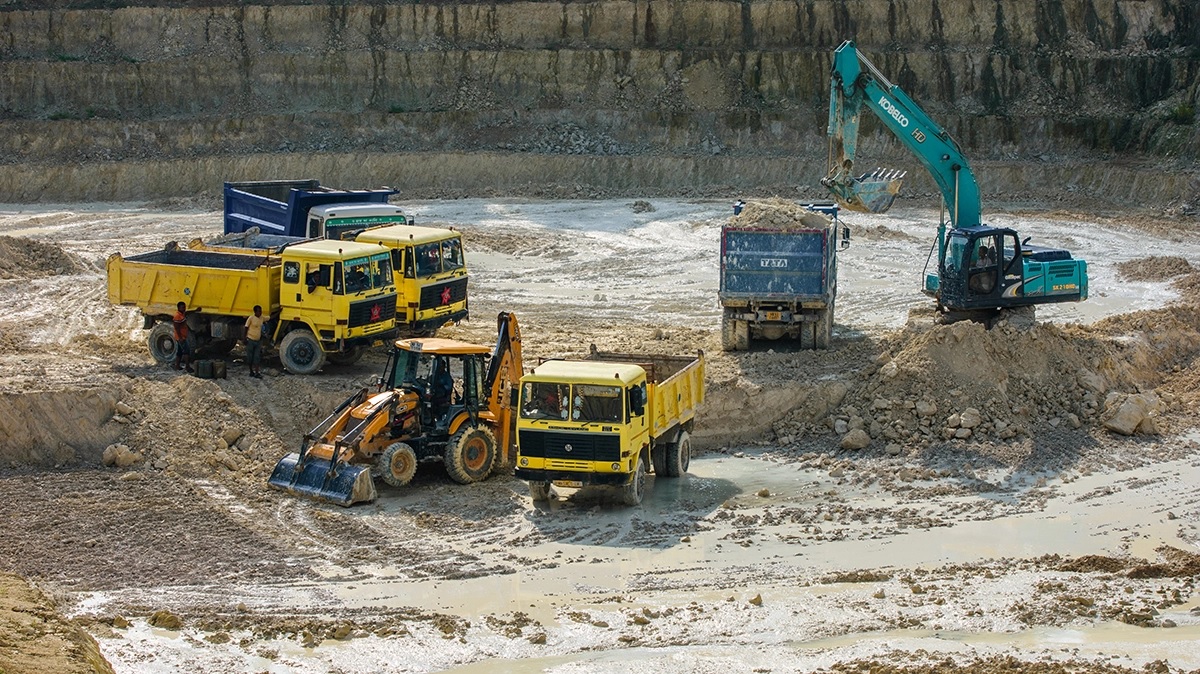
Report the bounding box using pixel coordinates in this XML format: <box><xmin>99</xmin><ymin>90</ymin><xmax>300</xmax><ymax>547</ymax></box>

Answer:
<box><xmin>0</xmin><ymin>0</ymin><xmax>1197</xmax><ymax>204</ymax></box>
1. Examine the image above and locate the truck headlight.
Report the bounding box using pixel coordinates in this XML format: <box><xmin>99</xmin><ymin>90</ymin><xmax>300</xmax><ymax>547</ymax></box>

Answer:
<box><xmin>519</xmin><ymin>457</ymin><xmax>528</xmax><ymax>467</ymax></box>
<box><xmin>612</xmin><ymin>462</ymin><xmax>620</xmax><ymax>471</ymax></box>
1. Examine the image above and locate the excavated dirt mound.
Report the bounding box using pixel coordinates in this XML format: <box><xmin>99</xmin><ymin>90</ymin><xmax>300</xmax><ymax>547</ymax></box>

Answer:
<box><xmin>733</xmin><ymin>197</ymin><xmax>835</xmax><ymax>230</ymax></box>
<box><xmin>1116</xmin><ymin>255</ymin><xmax>1195</xmax><ymax>282</ymax></box>
<box><xmin>0</xmin><ymin>573</ymin><xmax>114</xmax><ymax>674</ymax></box>
<box><xmin>0</xmin><ymin>236</ymin><xmax>86</xmax><ymax>279</ymax></box>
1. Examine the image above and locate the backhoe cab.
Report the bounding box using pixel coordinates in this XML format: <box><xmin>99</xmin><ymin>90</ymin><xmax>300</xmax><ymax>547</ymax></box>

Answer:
<box><xmin>267</xmin><ymin>312</ymin><xmax>522</xmax><ymax>505</ymax></box>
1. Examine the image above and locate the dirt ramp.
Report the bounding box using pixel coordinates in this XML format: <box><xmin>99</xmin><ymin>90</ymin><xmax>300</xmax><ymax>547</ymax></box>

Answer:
<box><xmin>0</xmin><ymin>236</ymin><xmax>86</xmax><ymax>279</ymax></box>
<box><xmin>0</xmin><ymin>389</ymin><xmax>123</xmax><ymax>467</ymax></box>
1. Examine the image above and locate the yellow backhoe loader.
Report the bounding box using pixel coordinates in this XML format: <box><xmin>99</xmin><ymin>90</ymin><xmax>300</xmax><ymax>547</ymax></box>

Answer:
<box><xmin>267</xmin><ymin>311</ymin><xmax>523</xmax><ymax>505</ymax></box>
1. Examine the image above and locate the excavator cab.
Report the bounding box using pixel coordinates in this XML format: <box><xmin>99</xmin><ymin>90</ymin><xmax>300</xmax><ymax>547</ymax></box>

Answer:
<box><xmin>937</xmin><ymin>227</ymin><xmax>1027</xmax><ymax>310</ymax></box>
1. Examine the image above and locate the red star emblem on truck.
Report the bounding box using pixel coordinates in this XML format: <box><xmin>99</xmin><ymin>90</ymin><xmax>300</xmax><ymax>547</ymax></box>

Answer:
<box><xmin>370</xmin><ymin>304</ymin><xmax>382</xmax><ymax>322</ymax></box>
<box><xmin>440</xmin><ymin>287</ymin><xmax>452</xmax><ymax>306</ymax></box>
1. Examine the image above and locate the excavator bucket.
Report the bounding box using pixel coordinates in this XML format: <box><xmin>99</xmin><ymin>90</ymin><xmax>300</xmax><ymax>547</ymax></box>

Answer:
<box><xmin>824</xmin><ymin>168</ymin><xmax>906</xmax><ymax>214</ymax></box>
<box><xmin>268</xmin><ymin>452</ymin><xmax>377</xmax><ymax>506</ymax></box>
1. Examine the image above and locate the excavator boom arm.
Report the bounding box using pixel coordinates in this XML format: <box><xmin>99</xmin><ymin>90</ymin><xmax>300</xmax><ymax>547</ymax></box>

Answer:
<box><xmin>825</xmin><ymin>40</ymin><xmax>982</xmax><ymax>227</ymax></box>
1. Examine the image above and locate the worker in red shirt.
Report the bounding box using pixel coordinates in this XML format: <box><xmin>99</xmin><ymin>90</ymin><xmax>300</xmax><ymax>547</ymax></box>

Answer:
<box><xmin>173</xmin><ymin>301</ymin><xmax>193</xmax><ymax>373</ymax></box>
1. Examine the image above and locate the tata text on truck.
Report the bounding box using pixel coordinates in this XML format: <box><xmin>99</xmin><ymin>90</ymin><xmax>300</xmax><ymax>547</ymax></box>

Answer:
<box><xmin>514</xmin><ymin>347</ymin><xmax>704</xmax><ymax>506</ymax></box>
<box><xmin>107</xmin><ymin>239</ymin><xmax>398</xmax><ymax>373</ymax></box>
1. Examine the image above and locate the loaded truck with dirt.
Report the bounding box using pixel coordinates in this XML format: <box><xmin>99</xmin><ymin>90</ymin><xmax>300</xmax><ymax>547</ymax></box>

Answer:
<box><xmin>268</xmin><ymin>312</ymin><xmax>523</xmax><ymax>505</ymax></box>
<box><xmin>192</xmin><ymin>223</ymin><xmax>470</xmax><ymax>337</ymax></box>
<box><xmin>720</xmin><ymin>202</ymin><xmax>849</xmax><ymax>351</ymax></box>
<box><xmin>106</xmin><ymin>239</ymin><xmax>399</xmax><ymax>374</ymax></box>
<box><xmin>514</xmin><ymin>346</ymin><xmax>704</xmax><ymax>506</ymax></box>
<box><xmin>224</xmin><ymin>179</ymin><xmax>413</xmax><ymax>240</ymax></box>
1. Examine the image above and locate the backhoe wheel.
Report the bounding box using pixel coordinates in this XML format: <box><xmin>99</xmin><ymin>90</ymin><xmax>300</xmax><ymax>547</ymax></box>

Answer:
<box><xmin>378</xmin><ymin>442</ymin><xmax>418</xmax><ymax>488</ymax></box>
<box><xmin>664</xmin><ymin>430</ymin><xmax>691</xmax><ymax>477</ymax></box>
<box><xmin>445</xmin><ymin>426</ymin><xmax>497</xmax><ymax>484</ymax></box>
<box><xmin>529</xmin><ymin>481</ymin><xmax>552</xmax><ymax>502</ymax></box>
<box><xmin>280</xmin><ymin>330</ymin><xmax>326</xmax><ymax>375</ymax></box>
<box><xmin>621</xmin><ymin>457</ymin><xmax>647</xmax><ymax>506</ymax></box>
<box><xmin>147</xmin><ymin>322</ymin><xmax>177</xmax><ymax>363</ymax></box>
<box><xmin>327</xmin><ymin>345</ymin><xmax>366</xmax><ymax>366</ymax></box>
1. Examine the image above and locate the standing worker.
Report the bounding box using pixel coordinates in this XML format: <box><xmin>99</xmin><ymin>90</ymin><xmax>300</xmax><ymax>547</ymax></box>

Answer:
<box><xmin>172</xmin><ymin>301</ymin><xmax>193</xmax><ymax>373</ymax></box>
<box><xmin>244</xmin><ymin>305</ymin><xmax>265</xmax><ymax>379</ymax></box>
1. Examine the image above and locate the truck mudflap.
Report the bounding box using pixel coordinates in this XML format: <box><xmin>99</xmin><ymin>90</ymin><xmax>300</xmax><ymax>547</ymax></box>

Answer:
<box><xmin>515</xmin><ymin>468</ymin><xmax>630</xmax><ymax>487</ymax></box>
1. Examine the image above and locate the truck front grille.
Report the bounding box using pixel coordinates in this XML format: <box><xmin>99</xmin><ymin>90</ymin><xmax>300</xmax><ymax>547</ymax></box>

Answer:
<box><xmin>420</xmin><ymin>278</ymin><xmax>468</xmax><ymax>310</ymax></box>
<box><xmin>348</xmin><ymin>295</ymin><xmax>398</xmax><ymax>328</ymax></box>
<box><xmin>519</xmin><ymin>430</ymin><xmax>621</xmax><ymax>463</ymax></box>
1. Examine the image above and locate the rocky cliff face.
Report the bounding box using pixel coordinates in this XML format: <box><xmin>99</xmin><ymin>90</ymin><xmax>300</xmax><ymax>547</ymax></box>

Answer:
<box><xmin>0</xmin><ymin>1</ymin><xmax>1196</xmax><ymax>204</ymax></box>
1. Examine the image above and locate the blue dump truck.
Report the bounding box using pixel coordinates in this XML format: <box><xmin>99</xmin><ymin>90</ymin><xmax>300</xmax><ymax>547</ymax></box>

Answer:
<box><xmin>224</xmin><ymin>179</ymin><xmax>413</xmax><ymax>240</ymax></box>
<box><xmin>719</xmin><ymin>202</ymin><xmax>849</xmax><ymax>351</ymax></box>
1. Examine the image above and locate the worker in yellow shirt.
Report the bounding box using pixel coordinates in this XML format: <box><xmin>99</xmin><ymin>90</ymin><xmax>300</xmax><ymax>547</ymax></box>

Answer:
<box><xmin>244</xmin><ymin>305</ymin><xmax>266</xmax><ymax>379</ymax></box>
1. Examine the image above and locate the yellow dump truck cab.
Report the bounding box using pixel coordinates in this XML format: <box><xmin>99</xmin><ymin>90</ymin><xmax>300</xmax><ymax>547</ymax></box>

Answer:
<box><xmin>106</xmin><ymin>239</ymin><xmax>398</xmax><ymax>375</ymax></box>
<box><xmin>514</xmin><ymin>350</ymin><xmax>703</xmax><ymax>506</ymax></box>
<box><xmin>354</xmin><ymin>225</ymin><xmax>469</xmax><ymax>336</ymax></box>
<box><xmin>275</xmin><ymin>239</ymin><xmax>399</xmax><ymax>373</ymax></box>
<box><xmin>305</xmin><ymin>203</ymin><xmax>412</xmax><ymax>241</ymax></box>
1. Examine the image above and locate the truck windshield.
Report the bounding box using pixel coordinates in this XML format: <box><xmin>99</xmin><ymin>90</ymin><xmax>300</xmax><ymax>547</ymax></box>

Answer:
<box><xmin>442</xmin><ymin>238</ymin><xmax>464</xmax><ymax>271</ymax></box>
<box><xmin>414</xmin><ymin>237</ymin><xmax>464</xmax><ymax>277</ymax></box>
<box><xmin>342</xmin><ymin>253</ymin><xmax>394</xmax><ymax>294</ymax></box>
<box><xmin>521</xmin><ymin>381</ymin><xmax>568</xmax><ymax>420</ymax></box>
<box><xmin>573</xmin><ymin>384</ymin><xmax>623</xmax><ymax>422</ymax></box>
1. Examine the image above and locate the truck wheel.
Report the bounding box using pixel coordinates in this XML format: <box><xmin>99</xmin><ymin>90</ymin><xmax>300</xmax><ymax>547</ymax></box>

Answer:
<box><xmin>651</xmin><ymin>445</ymin><xmax>667</xmax><ymax>475</ymax></box>
<box><xmin>328</xmin><ymin>345</ymin><xmax>366</xmax><ymax>366</ymax></box>
<box><xmin>720</xmin><ymin>314</ymin><xmax>737</xmax><ymax>351</ymax></box>
<box><xmin>621</xmin><ymin>457</ymin><xmax>647</xmax><ymax>506</ymax></box>
<box><xmin>280</xmin><ymin>330</ymin><xmax>326</xmax><ymax>375</ymax></box>
<box><xmin>445</xmin><ymin>426</ymin><xmax>497</xmax><ymax>484</ymax></box>
<box><xmin>815</xmin><ymin>306</ymin><xmax>833</xmax><ymax>350</ymax></box>
<box><xmin>378</xmin><ymin>442</ymin><xmax>418</xmax><ymax>487</ymax></box>
<box><xmin>664</xmin><ymin>430</ymin><xmax>691</xmax><ymax>477</ymax></box>
<box><xmin>529</xmin><ymin>481</ymin><xmax>552</xmax><ymax>502</ymax></box>
<box><xmin>147</xmin><ymin>322</ymin><xmax>177</xmax><ymax>363</ymax></box>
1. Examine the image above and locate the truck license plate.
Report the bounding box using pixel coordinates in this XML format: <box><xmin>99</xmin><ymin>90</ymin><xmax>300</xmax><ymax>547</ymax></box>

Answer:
<box><xmin>553</xmin><ymin>480</ymin><xmax>583</xmax><ymax>488</ymax></box>
<box><xmin>765</xmin><ymin>311</ymin><xmax>782</xmax><ymax>321</ymax></box>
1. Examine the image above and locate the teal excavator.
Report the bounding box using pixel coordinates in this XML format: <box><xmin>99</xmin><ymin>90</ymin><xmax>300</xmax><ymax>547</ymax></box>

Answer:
<box><xmin>822</xmin><ymin>40</ymin><xmax>1087</xmax><ymax>321</ymax></box>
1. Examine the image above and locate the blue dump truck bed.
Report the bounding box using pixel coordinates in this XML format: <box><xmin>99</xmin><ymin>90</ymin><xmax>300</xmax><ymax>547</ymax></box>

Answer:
<box><xmin>719</xmin><ymin>202</ymin><xmax>844</xmax><ymax>351</ymax></box>
<box><xmin>224</xmin><ymin>180</ymin><xmax>398</xmax><ymax>237</ymax></box>
<box><xmin>719</xmin><ymin>228</ymin><xmax>831</xmax><ymax>299</ymax></box>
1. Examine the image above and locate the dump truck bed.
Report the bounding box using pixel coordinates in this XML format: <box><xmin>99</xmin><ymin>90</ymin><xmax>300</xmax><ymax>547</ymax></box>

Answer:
<box><xmin>585</xmin><ymin>348</ymin><xmax>704</xmax><ymax>440</ymax></box>
<box><xmin>106</xmin><ymin>247</ymin><xmax>281</xmax><ymax>318</ymax></box>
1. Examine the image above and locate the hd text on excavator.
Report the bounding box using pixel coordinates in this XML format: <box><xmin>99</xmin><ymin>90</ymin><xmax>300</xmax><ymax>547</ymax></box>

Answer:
<box><xmin>822</xmin><ymin>40</ymin><xmax>1088</xmax><ymax>322</ymax></box>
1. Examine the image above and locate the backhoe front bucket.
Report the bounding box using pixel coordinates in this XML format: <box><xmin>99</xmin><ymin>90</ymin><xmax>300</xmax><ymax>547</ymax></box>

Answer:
<box><xmin>268</xmin><ymin>452</ymin><xmax>377</xmax><ymax>506</ymax></box>
<box><xmin>823</xmin><ymin>168</ymin><xmax>906</xmax><ymax>214</ymax></box>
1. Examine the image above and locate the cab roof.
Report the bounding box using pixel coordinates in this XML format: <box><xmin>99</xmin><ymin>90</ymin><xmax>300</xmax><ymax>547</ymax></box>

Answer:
<box><xmin>307</xmin><ymin>203</ymin><xmax>407</xmax><ymax>218</ymax></box>
<box><xmin>287</xmin><ymin>239</ymin><xmax>390</xmax><ymax>261</ymax></box>
<box><xmin>395</xmin><ymin>337</ymin><xmax>491</xmax><ymax>355</ymax></box>
<box><xmin>357</xmin><ymin>225</ymin><xmax>460</xmax><ymax>246</ymax></box>
<box><xmin>527</xmin><ymin>360</ymin><xmax>645</xmax><ymax>385</ymax></box>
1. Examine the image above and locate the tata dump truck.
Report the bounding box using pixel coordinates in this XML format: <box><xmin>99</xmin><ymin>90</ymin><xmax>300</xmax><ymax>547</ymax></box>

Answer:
<box><xmin>514</xmin><ymin>347</ymin><xmax>704</xmax><ymax>506</ymax></box>
<box><xmin>191</xmin><ymin>223</ymin><xmax>470</xmax><ymax>337</ymax></box>
<box><xmin>720</xmin><ymin>202</ymin><xmax>849</xmax><ymax>351</ymax></box>
<box><xmin>224</xmin><ymin>179</ymin><xmax>413</xmax><ymax>240</ymax></box>
<box><xmin>268</xmin><ymin>312</ymin><xmax>523</xmax><ymax>506</ymax></box>
<box><xmin>106</xmin><ymin>239</ymin><xmax>398</xmax><ymax>374</ymax></box>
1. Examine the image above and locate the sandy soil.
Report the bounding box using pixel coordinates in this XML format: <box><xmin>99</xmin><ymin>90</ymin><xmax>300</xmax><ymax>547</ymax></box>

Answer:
<box><xmin>0</xmin><ymin>199</ymin><xmax>1199</xmax><ymax>674</ymax></box>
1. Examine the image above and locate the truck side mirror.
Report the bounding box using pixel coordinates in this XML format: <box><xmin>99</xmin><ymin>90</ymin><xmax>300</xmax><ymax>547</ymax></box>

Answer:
<box><xmin>840</xmin><ymin>225</ymin><xmax>851</xmax><ymax>250</ymax></box>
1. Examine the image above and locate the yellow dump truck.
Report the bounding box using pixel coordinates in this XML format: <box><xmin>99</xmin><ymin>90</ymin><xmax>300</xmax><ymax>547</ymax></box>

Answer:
<box><xmin>107</xmin><ymin>239</ymin><xmax>398</xmax><ymax>374</ymax></box>
<box><xmin>190</xmin><ymin>224</ymin><xmax>469</xmax><ymax>337</ymax></box>
<box><xmin>514</xmin><ymin>347</ymin><xmax>705</xmax><ymax>506</ymax></box>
